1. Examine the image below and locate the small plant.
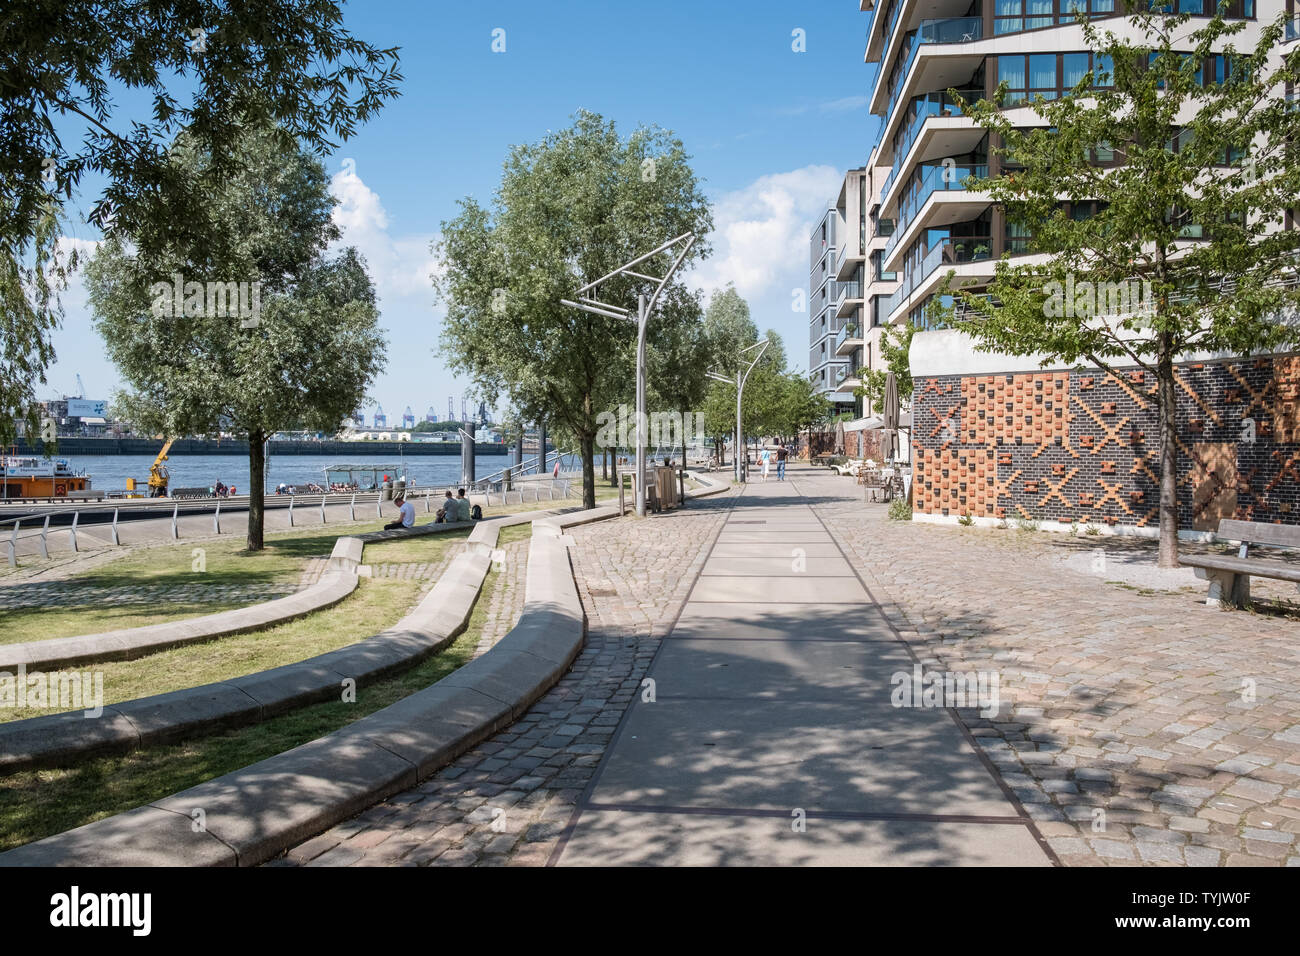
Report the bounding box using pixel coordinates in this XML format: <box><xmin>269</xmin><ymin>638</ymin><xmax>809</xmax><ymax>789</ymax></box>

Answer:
<box><xmin>1069</xmin><ymin>520</ymin><xmax>1079</xmax><ymax>536</ymax></box>
<box><xmin>888</xmin><ymin>498</ymin><xmax>912</xmax><ymax>521</ymax></box>
<box><xmin>1015</xmin><ymin>514</ymin><xmax>1039</xmax><ymax>532</ymax></box>
<box><xmin>1085</xmin><ymin>523</ymin><xmax>1102</xmax><ymax>536</ymax></box>
<box><xmin>996</xmin><ymin>516</ymin><xmax>1009</xmax><ymax>530</ymax></box>
<box><xmin>958</xmin><ymin>512</ymin><xmax>974</xmax><ymax>526</ymax></box>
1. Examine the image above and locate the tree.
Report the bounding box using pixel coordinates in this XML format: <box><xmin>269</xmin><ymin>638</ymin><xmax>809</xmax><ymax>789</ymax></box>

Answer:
<box><xmin>1</xmin><ymin>0</ymin><xmax>401</xmax><ymax>448</ymax></box>
<box><xmin>951</xmin><ymin>10</ymin><xmax>1300</xmax><ymax>566</ymax></box>
<box><xmin>647</xmin><ymin>285</ymin><xmax>709</xmax><ymax>467</ymax></box>
<box><xmin>700</xmin><ymin>286</ymin><xmax>759</xmax><ymax>464</ymax></box>
<box><xmin>87</xmin><ymin>126</ymin><xmax>387</xmax><ymax>550</ymax></box>
<box><xmin>857</xmin><ymin>321</ymin><xmax>918</xmax><ymax>415</ymax></box>
<box><xmin>435</xmin><ymin>111</ymin><xmax>713</xmax><ymax>509</ymax></box>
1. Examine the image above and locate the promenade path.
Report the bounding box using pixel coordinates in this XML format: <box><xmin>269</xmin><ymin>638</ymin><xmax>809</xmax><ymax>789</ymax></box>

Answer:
<box><xmin>553</xmin><ymin>474</ymin><xmax>1050</xmax><ymax>865</ymax></box>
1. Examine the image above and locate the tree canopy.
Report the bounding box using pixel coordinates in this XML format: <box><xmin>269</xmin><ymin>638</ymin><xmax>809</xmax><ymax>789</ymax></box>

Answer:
<box><xmin>87</xmin><ymin>126</ymin><xmax>387</xmax><ymax>549</ymax></box>
<box><xmin>435</xmin><ymin>110</ymin><xmax>714</xmax><ymax>508</ymax></box>
<box><xmin>1</xmin><ymin>0</ymin><xmax>401</xmax><ymax>446</ymax></box>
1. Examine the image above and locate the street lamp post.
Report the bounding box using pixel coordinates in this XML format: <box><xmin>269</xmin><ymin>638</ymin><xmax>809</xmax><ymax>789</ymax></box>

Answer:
<box><xmin>707</xmin><ymin>339</ymin><xmax>768</xmax><ymax>484</ymax></box>
<box><xmin>561</xmin><ymin>232</ymin><xmax>696</xmax><ymax>517</ymax></box>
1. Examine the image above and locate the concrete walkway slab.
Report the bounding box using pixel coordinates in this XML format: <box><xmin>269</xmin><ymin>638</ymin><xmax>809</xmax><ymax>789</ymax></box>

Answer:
<box><xmin>688</xmin><ymin>575</ymin><xmax>869</xmax><ymax>604</ymax></box>
<box><xmin>558</xmin><ymin>812</ymin><xmax>1051</xmax><ymax>867</ymax></box>
<box><xmin>700</xmin><ymin>555</ymin><xmax>855</xmax><ymax>577</ymax></box>
<box><xmin>669</xmin><ymin>604</ymin><xmax>896</xmax><ymax>643</ymax></box>
<box><xmin>647</xmin><ymin>637</ymin><xmax>915</xmax><ymax>699</ymax></box>
<box><xmin>585</xmin><ymin>698</ymin><xmax>1016</xmax><ymax>816</ymax></box>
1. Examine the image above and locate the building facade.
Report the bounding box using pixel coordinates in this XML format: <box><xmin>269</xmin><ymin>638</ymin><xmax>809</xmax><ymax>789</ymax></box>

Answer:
<box><xmin>808</xmin><ymin>198</ymin><xmax>857</xmax><ymax>416</ymax></box>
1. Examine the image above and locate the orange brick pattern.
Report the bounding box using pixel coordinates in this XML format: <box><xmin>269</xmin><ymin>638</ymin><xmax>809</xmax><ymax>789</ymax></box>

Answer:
<box><xmin>912</xmin><ymin>355</ymin><xmax>1300</xmax><ymax>527</ymax></box>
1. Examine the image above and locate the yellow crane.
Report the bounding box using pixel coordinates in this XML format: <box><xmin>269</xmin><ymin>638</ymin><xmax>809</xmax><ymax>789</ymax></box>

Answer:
<box><xmin>148</xmin><ymin>438</ymin><xmax>174</xmax><ymax>497</ymax></box>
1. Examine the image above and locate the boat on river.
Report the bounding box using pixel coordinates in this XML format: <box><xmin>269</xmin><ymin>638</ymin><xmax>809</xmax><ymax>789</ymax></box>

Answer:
<box><xmin>0</xmin><ymin>454</ymin><xmax>95</xmax><ymax>499</ymax></box>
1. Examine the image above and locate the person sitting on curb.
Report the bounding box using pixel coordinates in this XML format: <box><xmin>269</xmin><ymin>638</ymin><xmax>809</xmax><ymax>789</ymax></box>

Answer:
<box><xmin>434</xmin><ymin>490</ymin><xmax>454</xmax><ymax>523</ymax></box>
<box><xmin>383</xmin><ymin>493</ymin><xmax>416</xmax><ymax>531</ymax></box>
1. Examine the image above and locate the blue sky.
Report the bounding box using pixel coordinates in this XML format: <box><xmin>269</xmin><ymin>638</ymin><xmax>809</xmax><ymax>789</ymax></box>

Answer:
<box><xmin>48</xmin><ymin>0</ymin><xmax>882</xmax><ymax>423</ymax></box>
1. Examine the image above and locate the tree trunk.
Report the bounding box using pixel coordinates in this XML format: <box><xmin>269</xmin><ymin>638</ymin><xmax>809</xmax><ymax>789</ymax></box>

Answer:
<box><xmin>601</xmin><ymin>447</ymin><xmax>608</xmax><ymax>482</ymax></box>
<box><xmin>580</xmin><ymin>431</ymin><xmax>596</xmax><ymax>509</ymax></box>
<box><xmin>247</xmin><ymin>429</ymin><xmax>266</xmax><ymax>552</ymax></box>
<box><xmin>1156</xmin><ymin>338</ymin><xmax>1180</xmax><ymax>568</ymax></box>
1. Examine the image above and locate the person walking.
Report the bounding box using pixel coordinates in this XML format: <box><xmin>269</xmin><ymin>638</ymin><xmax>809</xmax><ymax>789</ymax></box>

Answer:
<box><xmin>776</xmin><ymin>442</ymin><xmax>788</xmax><ymax>481</ymax></box>
<box><xmin>760</xmin><ymin>446</ymin><xmax>771</xmax><ymax>482</ymax></box>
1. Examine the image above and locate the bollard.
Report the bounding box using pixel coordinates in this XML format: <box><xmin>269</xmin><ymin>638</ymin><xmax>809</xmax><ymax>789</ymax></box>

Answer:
<box><xmin>288</xmin><ymin>495</ymin><xmax>295</xmax><ymax>527</ymax></box>
<box><xmin>425</xmin><ymin>494</ymin><xmax>430</xmax><ymax>514</ymax></box>
<box><xmin>320</xmin><ymin>495</ymin><xmax>326</xmax><ymax>524</ymax></box>
<box><xmin>111</xmin><ymin>508</ymin><xmax>119</xmax><ymax>546</ymax></box>
<box><xmin>39</xmin><ymin>515</ymin><xmax>50</xmax><ymax>559</ymax></box>
<box><xmin>349</xmin><ymin>493</ymin><xmax>356</xmax><ymax>522</ymax></box>
<box><xmin>171</xmin><ymin>503</ymin><xmax>178</xmax><ymax>539</ymax></box>
<box><xmin>69</xmin><ymin>511</ymin><xmax>79</xmax><ymax>553</ymax></box>
<box><xmin>213</xmin><ymin>499</ymin><xmax>221</xmax><ymax>535</ymax></box>
<box><xmin>7</xmin><ymin>520</ymin><xmax>18</xmax><ymax>568</ymax></box>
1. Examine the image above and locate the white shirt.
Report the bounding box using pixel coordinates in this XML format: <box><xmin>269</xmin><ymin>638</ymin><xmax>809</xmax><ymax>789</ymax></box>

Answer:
<box><xmin>398</xmin><ymin>501</ymin><xmax>415</xmax><ymax>527</ymax></box>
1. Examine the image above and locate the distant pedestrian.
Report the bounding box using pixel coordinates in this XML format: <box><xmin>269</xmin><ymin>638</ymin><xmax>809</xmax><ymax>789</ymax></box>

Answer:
<box><xmin>760</xmin><ymin>446</ymin><xmax>771</xmax><ymax>481</ymax></box>
<box><xmin>776</xmin><ymin>443</ymin><xmax>788</xmax><ymax>481</ymax></box>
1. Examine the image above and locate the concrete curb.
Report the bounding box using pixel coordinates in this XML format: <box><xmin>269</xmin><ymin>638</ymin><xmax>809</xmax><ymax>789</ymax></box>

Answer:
<box><xmin>0</xmin><ymin>513</ymin><xmax>561</xmax><ymax>776</ymax></box>
<box><xmin>0</xmin><ymin>514</ymin><xmax>593</xmax><ymax>866</ymax></box>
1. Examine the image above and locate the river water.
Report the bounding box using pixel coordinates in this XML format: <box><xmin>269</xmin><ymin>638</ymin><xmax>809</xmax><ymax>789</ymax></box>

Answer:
<box><xmin>57</xmin><ymin>452</ymin><xmax>563</xmax><ymax>493</ymax></box>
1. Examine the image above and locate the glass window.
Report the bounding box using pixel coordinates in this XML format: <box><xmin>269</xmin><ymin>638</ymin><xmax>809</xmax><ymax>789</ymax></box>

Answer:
<box><xmin>1027</xmin><ymin>0</ymin><xmax>1052</xmax><ymax>28</ymax></box>
<box><xmin>999</xmin><ymin>55</ymin><xmax>1026</xmax><ymax>102</ymax></box>
<box><xmin>1063</xmin><ymin>53</ymin><xmax>1089</xmax><ymax>88</ymax></box>
<box><xmin>1092</xmin><ymin>0</ymin><xmax>1114</xmax><ymax>10</ymax></box>
<box><xmin>1093</xmin><ymin>53</ymin><xmax>1113</xmax><ymax>87</ymax></box>
<box><xmin>1177</xmin><ymin>0</ymin><xmax>1202</xmax><ymax>12</ymax></box>
<box><xmin>1062</xmin><ymin>0</ymin><xmax>1088</xmax><ymax>16</ymax></box>
<box><xmin>1030</xmin><ymin>54</ymin><xmax>1056</xmax><ymax>99</ymax></box>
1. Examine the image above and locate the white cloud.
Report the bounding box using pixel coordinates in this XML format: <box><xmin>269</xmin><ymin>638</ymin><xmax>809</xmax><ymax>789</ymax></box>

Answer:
<box><xmin>330</xmin><ymin>160</ymin><xmax>442</xmax><ymax>301</ymax></box>
<box><xmin>691</xmin><ymin>164</ymin><xmax>842</xmax><ymax>302</ymax></box>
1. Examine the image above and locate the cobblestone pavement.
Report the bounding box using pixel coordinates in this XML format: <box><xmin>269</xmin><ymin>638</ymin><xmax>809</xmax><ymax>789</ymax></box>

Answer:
<box><xmin>273</xmin><ymin>487</ymin><xmax>738</xmax><ymax>867</ymax></box>
<box><xmin>0</xmin><ymin>579</ymin><xmax>293</xmax><ymax>611</ymax></box>
<box><xmin>472</xmin><ymin>537</ymin><xmax>528</xmax><ymax>658</ymax></box>
<box><xmin>791</xmin><ymin>467</ymin><xmax>1300</xmax><ymax>867</ymax></box>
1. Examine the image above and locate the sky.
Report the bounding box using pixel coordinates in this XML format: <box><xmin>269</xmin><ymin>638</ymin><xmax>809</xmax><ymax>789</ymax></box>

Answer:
<box><xmin>45</xmin><ymin>0</ymin><xmax>883</xmax><ymax>424</ymax></box>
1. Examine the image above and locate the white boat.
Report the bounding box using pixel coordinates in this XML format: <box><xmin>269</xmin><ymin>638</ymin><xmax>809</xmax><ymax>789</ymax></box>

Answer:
<box><xmin>0</xmin><ymin>455</ymin><xmax>94</xmax><ymax>499</ymax></box>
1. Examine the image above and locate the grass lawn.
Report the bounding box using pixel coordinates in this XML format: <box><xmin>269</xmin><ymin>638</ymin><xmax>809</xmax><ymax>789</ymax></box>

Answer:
<box><xmin>0</xmin><ymin>520</ymin><xmax>390</xmax><ymax>646</ymax></box>
<box><xmin>0</xmin><ymin>562</ymin><xmax>507</xmax><ymax>850</ymax></box>
<box><xmin>0</xmin><ymin>576</ymin><xmax>423</xmax><ymax>723</ymax></box>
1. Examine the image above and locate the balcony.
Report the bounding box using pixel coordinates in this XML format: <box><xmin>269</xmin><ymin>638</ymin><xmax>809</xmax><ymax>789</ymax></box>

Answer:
<box><xmin>881</xmin><ymin>87</ymin><xmax>983</xmax><ymax>202</ymax></box>
<box><xmin>883</xmin><ymin>163</ymin><xmax>988</xmax><ymax>264</ymax></box>
<box><xmin>881</xmin><ymin>235</ymin><xmax>993</xmax><ymax>324</ymax></box>
<box><xmin>882</xmin><ymin>17</ymin><xmax>983</xmax><ymax>131</ymax></box>
<box><xmin>834</xmin><ymin>322</ymin><xmax>864</xmax><ymax>357</ymax></box>
<box><xmin>836</xmin><ymin>279</ymin><xmax>864</xmax><ymax>318</ymax></box>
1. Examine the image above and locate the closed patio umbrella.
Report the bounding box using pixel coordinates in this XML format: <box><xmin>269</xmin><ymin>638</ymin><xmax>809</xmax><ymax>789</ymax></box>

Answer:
<box><xmin>882</xmin><ymin>371</ymin><xmax>899</xmax><ymax>462</ymax></box>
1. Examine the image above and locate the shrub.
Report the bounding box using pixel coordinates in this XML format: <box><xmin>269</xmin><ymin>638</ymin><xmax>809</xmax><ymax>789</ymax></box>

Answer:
<box><xmin>958</xmin><ymin>513</ymin><xmax>974</xmax><ymax>526</ymax></box>
<box><xmin>888</xmin><ymin>498</ymin><xmax>912</xmax><ymax>521</ymax></box>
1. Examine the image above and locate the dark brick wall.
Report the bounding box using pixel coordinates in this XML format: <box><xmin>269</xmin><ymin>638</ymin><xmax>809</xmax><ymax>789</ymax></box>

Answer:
<box><xmin>911</xmin><ymin>354</ymin><xmax>1300</xmax><ymax>530</ymax></box>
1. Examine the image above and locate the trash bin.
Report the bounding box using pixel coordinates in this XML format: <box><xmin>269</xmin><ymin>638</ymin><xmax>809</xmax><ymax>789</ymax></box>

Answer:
<box><xmin>382</xmin><ymin>480</ymin><xmax>393</xmax><ymax>501</ymax></box>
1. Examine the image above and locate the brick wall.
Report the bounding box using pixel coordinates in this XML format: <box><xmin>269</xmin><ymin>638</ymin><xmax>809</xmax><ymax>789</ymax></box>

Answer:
<box><xmin>910</xmin><ymin>354</ymin><xmax>1300</xmax><ymax>530</ymax></box>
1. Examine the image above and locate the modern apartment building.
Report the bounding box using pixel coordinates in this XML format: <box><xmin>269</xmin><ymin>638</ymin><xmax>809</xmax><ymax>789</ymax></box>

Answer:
<box><xmin>858</xmin><ymin>0</ymin><xmax>1272</xmax><ymax>335</ymax></box>
<box><xmin>808</xmin><ymin>198</ymin><xmax>857</xmax><ymax>415</ymax></box>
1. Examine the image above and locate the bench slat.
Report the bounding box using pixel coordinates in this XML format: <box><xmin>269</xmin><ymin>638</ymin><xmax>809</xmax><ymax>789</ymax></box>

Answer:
<box><xmin>1216</xmin><ymin>519</ymin><xmax>1300</xmax><ymax>550</ymax></box>
<box><xmin>1182</xmin><ymin>553</ymin><xmax>1300</xmax><ymax>583</ymax></box>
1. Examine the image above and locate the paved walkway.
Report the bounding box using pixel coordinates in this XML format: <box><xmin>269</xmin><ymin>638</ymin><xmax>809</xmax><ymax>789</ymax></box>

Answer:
<box><xmin>552</xmin><ymin>474</ymin><xmax>1052</xmax><ymax>865</ymax></box>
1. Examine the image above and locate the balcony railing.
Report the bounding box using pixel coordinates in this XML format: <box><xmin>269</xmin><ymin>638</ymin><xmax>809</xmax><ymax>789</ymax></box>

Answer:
<box><xmin>834</xmin><ymin>322</ymin><xmax>864</xmax><ymax>354</ymax></box>
<box><xmin>884</xmin><ymin>163</ymin><xmax>988</xmax><ymax>262</ymax></box>
<box><xmin>882</xmin><ymin>88</ymin><xmax>983</xmax><ymax>201</ymax></box>
<box><xmin>918</xmin><ymin>236</ymin><xmax>993</xmax><ymax>278</ymax></box>
<box><xmin>883</xmin><ymin>18</ymin><xmax>983</xmax><ymax>131</ymax></box>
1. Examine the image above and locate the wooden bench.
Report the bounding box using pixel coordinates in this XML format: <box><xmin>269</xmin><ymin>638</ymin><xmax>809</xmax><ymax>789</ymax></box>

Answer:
<box><xmin>1182</xmin><ymin>519</ymin><xmax>1300</xmax><ymax>607</ymax></box>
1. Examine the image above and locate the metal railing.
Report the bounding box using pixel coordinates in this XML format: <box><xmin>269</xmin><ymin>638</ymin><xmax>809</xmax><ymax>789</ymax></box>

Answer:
<box><xmin>883</xmin><ymin>17</ymin><xmax>983</xmax><ymax>132</ymax></box>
